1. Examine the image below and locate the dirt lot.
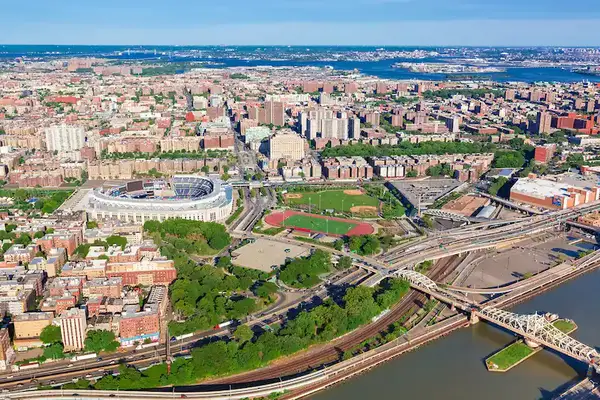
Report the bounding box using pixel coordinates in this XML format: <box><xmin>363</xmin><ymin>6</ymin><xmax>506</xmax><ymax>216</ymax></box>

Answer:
<box><xmin>350</xmin><ymin>205</ymin><xmax>378</xmax><ymax>214</ymax></box>
<box><xmin>231</xmin><ymin>238</ymin><xmax>311</xmax><ymax>272</ymax></box>
<box><xmin>343</xmin><ymin>189</ymin><xmax>364</xmax><ymax>196</ymax></box>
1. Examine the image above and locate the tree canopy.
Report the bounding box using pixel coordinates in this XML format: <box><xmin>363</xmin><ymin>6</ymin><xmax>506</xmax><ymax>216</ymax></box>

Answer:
<box><xmin>85</xmin><ymin>330</ymin><xmax>120</xmax><ymax>353</ymax></box>
<box><xmin>40</xmin><ymin>325</ymin><xmax>62</xmax><ymax>344</ymax></box>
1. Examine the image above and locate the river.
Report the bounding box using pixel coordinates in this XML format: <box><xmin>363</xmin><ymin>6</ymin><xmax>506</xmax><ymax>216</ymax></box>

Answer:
<box><xmin>313</xmin><ymin>269</ymin><xmax>600</xmax><ymax>400</ymax></box>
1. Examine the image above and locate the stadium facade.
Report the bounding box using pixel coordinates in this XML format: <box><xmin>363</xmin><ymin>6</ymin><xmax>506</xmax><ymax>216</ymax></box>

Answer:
<box><xmin>88</xmin><ymin>175</ymin><xmax>233</xmax><ymax>223</ymax></box>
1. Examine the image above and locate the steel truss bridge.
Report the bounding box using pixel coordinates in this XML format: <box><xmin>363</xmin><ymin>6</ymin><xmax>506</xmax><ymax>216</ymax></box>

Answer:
<box><xmin>394</xmin><ymin>270</ymin><xmax>600</xmax><ymax>373</ymax></box>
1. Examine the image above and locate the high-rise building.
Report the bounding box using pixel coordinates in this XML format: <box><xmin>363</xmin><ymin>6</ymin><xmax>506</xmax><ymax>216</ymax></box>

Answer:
<box><xmin>305</xmin><ymin>109</ymin><xmax>353</xmax><ymax>140</ymax></box>
<box><xmin>45</xmin><ymin>125</ymin><xmax>86</xmax><ymax>152</ymax></box>
<box><xmin>349</xmin><ymin>117</ymin><xmax>361</xmax><ymax>139</ymax></box>
<box><xmin>534</xmin><ymin>144</ymin><xmax>556</xmax><ymax>164</ymax></box>
<box><xmin>264</xmin><ymin>101</ymin><xmax>285</xmax><ymax>127</ymax></box>
<box><xmin>536</xmin><ymin>112</ymin><xmax>552</xmax><ymax>134</ymax></box>
<box><xmin>0</xmin><ymin>329</ymin><xmax>14</xmax><ymax>370</ymax></box>
<box><xmin>505</xmin><ymin>89</ymin><xmax>516</xmax><ymax>101</ymax></box>
<box><xmin>58</xmin><ymin>308</ymin><xmax>87</xmax><ymax>351</ymax></box>
<box><xmin>269</xmin><ymin>131</ymin><xmax>306</xmax><ymax>161</ymax></box>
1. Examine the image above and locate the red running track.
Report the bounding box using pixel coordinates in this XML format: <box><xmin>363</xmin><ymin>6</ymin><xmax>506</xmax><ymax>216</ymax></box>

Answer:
<box><xmin>264</xmin><ymin>210</ymin><xmax>375</xmax><ymax>237</ymax></box>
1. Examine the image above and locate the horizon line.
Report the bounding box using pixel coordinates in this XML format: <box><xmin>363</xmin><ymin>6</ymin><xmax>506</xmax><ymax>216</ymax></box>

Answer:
<box><xmin>2</xmin><ymin>44</ymin><xmax>600</xmax><ymax>48</ymax></box>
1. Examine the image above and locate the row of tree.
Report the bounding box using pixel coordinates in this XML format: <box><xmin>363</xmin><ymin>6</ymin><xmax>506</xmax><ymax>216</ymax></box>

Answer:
<box><xmin>321</xmin><ymin>141</ymin><xmax>494</xmax><ymax>159</ymax></box>
<box><xmin>92</xmin><ymin>278</ymin><xmax>411</xmax><ymax>390</ymax></box>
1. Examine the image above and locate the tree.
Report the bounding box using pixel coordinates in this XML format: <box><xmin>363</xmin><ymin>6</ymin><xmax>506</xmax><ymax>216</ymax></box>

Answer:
<box><xmin>333</xmin><ymin>240</ymin><xmax>344</xmax><ymax>251</ymax></box>
<box><xmin>337</xmin><ymin>256</ymin><xmax>353</xmax><ymax>270</ymax></box>
<box><xmin>488</xmin><ymin>177</ymin><xmax>509</xmax><ymax>196</ymax></box>
<box><xmin>493</xmin><ymin>151</ymin><xmax>526</xmax><ymax>168</ymax></box>
<box><xmin>84</xmin><ymin>330</ymin><xmax>120</xmax><ymax>353</ymax></box>
<box><xmin>233</xmin><ymin>325</ymin><xmax>254</xmax><ymax>343</ymax></box>
<box><xmin>106</xmin><ymin>235</ymin><xmax>127</xmax><ymax>250</ymax></box>
<box><xmin>86</xmin><ymin>221</ymin><xmax>99</xmax><ymax>229</ymax></box>
<box><xmin>406</xmin><ymin>170</ymin><xmax>418</xmax><ymax>178</ymax></box>
<box><xmin>43</xmin><ymin>343</ymin><xmax>66</xmax><ymax>360</ymax></box>
<box><xmin>254</xmin><ymin>281</ymin><xmax>278</xmax><ymax>298</ymax></box>
<box><xmin>40</xmin><ymin>325</ymin><xmax>62</xmax><ymax>344</ymax></box>
<box><xmin>422</xmin><ymin>215</ymin><xmax>433</xmax><ymax>229</ymax></box>
<box><xmin>33</xmin><ymin>231</ymin><xmax>46</xmax><ymax>239</ymax></box>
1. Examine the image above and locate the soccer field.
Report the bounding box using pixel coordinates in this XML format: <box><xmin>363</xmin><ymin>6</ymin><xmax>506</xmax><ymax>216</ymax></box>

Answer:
<box><xmin>283</xmin><ymin>214</ymin><xmax>357</xmax><ymax>235</ymax></box>
<box><xmin>284</xmin><ymin>190</ymin><xmax>378</xmax><ymax>212</ymax></box>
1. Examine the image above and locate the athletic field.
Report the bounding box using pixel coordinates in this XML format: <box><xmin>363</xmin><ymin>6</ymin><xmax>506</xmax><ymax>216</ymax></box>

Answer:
<box><xmin>284</xmin><ymin>214</ymin><xmax>356</xmax><ymax>235</ymax></box>
<box><xmin>265</xmin><ymin>211</ymin><xmax>375</xmax><ymax>237</ymax></box>
<box><xmin>283</xmin><ymin>189</ymin><xmax>378</xmax><ymax>214</ymax></box>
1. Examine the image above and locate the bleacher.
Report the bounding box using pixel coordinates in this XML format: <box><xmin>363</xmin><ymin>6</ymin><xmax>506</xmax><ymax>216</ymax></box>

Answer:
<box><xmin>172</xmin><ymin>176</ymin><xmax>214</xmax><ymax>199</ymax></box>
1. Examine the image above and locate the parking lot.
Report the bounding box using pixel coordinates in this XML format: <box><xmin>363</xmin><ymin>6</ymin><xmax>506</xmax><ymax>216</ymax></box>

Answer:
<box><xmin>462</xmin><ymin>233</ymin><xmax>598</xmax><ymax>289</ymax></box>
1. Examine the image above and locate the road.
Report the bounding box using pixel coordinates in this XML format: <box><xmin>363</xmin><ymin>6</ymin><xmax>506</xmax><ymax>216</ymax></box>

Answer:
<box><xmin>0</xmin><ymin>265</ymin><xmax>370</xmax><ymax>391</ymax></box>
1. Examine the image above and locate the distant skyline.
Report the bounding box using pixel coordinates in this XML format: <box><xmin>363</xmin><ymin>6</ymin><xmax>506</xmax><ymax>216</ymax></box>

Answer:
<box><xmin>2</xmin><ymin>0</ymin><xmax>600</xmax><ymax>46</ymax></box>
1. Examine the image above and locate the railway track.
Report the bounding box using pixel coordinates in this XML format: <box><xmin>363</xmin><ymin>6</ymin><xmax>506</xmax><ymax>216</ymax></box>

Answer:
<box><xmin>207</xmin><ymin>255</ymin><xmax>463</xmax><ymax>387</ymax></box>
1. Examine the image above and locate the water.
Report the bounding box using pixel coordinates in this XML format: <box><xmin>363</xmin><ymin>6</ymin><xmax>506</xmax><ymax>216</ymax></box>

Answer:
<box><xmin>0</xmin><ymin>45</ymin><xmax>598</xmax><ymax>83</ymax></box>
<box><xmin>313</xmin><ymin>269</ymin><xmax>600</xmax><ymax>400</ymax></box>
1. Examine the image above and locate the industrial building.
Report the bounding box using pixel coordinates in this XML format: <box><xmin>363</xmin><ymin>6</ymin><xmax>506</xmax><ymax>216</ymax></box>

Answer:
<box><xmin>510</xmin><ymin>178</ymin><xmax>600</xmax><ymax>210</ymax></box>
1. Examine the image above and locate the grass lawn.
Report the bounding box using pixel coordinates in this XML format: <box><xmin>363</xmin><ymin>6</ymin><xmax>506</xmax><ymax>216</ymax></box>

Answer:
<box><xmin>284</xmin><ymin>190</ymin><xmax>379</xmax><ymax>212</ymax></box>
<box><xmin>553</xmin><ymin>319</ymin><xmax>576</xmax><ymax>334</ymax></box>
<box><xmin>283</xmin><ymin>214</ymin><xmax>356</xmax><ymax>235</ymax></box>
<box><xmin>486</xmin><ymin>341</ymin><xmax>534</xmax><ymax>371</ymax></box>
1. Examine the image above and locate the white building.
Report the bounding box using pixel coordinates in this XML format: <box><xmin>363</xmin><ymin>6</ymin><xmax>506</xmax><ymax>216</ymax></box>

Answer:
<box><xmin>88</xmin><ymin>176</ymin><xmax>234</xmax><ymax>224</ymax></box>
<box><xmin>58</xmin><ymin>308</ymin><xmax>87</xmax><ymax>352</ymax></box>
<box><xmin>45</xmin><ymin>125</ymin><xmax>86</xmax><ymax>152</ymax></box>
<box><xmin>269</xmin><ymin>131</ymin><xmax>306</xmax><ymax>161</ymax></box>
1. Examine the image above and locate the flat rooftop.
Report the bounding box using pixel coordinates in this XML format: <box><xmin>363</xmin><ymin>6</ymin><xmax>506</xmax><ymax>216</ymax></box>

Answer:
<box><xmin>231</xmin><ymin>238</ymin><xmax>310</xmax><ymax>272</ymax></box>
<box><xmin>390</xmin><ymin>179</ymin><xmax>463</xmax><ymax>209</ymax></box>
<box><xmin>442</xmin><ymin>195</ymin><xmax>489</xmax><ymax>217</ymax></box>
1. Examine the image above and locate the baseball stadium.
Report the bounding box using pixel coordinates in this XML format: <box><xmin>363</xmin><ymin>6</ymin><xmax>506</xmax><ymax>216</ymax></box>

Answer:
<box><xmin>88</xmin><ymin>175</ymin><xmax>233</xmax><ymax>223</ymax></box>
<box><xmin>265</xmin><ymin>210</ymin><xmax>375</xmax><ymax>236</ymax></box>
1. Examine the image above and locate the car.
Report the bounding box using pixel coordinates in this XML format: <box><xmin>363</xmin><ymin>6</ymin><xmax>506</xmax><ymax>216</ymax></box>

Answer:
<box><xmin>85</xmin><ymin>374</ymin><xmax>92</xmax><ymax>379</ymax></box>
<box><xmin>180</xmin><ymin>395</ymin><xmax>188</xmax><ymax>398</ymax></box>
<box><xmin>96</xmin><ymin>357</ymin><xmax>103</xmax><ymax>362</ymax></box>
<box><xmin>16</xmin><ymin>384</ymin><xmax>23</xmax><ymax>388</ymax></box>
<box><xmin>109</xmin><ymin>395</ymin><xmax>116</xmax><ymax>398</ymax></box>
<box><xmin>6</xmin><ymin>376</ymin><xmax>13</xmax><ymax>379</ymax></box>
<box><xmin>109</xmin><ymin>360</ymin><xmax>116</xmax><ymax>365</ymax></box>
<box><xmin>71</xmin><ymin>394</ymin><xmax>79</xmax><ymax>397</ymax></box>
<box><xmin>50</xmin><ymin>381</ymin><xmax>56</xmax><ymax>385</ymax></box>
<box><xmin>68</xmin><ymin>364</ymin><xmax>74</xmax><ymax>367</ymax></box>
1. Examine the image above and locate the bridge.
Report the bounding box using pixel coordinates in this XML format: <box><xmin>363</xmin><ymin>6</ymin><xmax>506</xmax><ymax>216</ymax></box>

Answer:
<box><xmin>393</xmin><ymin>269</ymin><xmax>600</xmax><ymax>373</ymax></box>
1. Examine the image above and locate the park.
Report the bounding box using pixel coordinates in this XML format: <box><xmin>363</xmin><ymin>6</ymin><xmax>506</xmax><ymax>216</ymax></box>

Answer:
<box><xmin>283</xmin><ymin>188</ymin><xmax>380</xmax><ymax>217</ymax></box>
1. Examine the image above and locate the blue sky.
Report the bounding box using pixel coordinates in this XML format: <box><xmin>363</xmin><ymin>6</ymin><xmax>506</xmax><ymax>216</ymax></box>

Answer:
<box><xmin>2</xmin><ymin>0</ymin><xmax>599</xmax><ymax>45</ymax></box>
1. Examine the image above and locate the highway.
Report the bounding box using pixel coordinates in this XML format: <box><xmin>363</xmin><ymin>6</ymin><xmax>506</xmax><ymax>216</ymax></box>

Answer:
<box><xmin>5</xmin><ymin>194</ymin><xmax>600</xmax><ymax>397</ymax></box>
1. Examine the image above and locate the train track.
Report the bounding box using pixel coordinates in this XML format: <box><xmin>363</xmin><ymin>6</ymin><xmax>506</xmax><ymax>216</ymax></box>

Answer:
<box><xmin>206</xmin><ymin>255</ymin><xmax>463</xmax><ymax>387</ymax></box>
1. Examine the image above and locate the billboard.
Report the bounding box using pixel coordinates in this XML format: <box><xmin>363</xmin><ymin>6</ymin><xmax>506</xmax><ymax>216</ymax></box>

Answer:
<box><xmin>126</xmin><ymin>180</ymin><xmax>144</xmax><ymax>192</ymax></box>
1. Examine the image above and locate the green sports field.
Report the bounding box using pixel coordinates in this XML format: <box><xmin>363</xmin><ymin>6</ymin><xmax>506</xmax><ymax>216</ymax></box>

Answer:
<box><xmin>284</xmin><ymin>190</ymin><xmax>379</xmax><ymax>212</ymax></box>
<box><xmin>283</xmin><ymin>214</ymin><xmax>357</xmax><ymax>235</ymax></box>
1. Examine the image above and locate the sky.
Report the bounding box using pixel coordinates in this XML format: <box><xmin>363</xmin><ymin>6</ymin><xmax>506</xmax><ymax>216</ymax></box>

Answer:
<box><xmin>2</xmin><ymin>0</ymin><xmax>600</xmax><ymax>46</ymax></box>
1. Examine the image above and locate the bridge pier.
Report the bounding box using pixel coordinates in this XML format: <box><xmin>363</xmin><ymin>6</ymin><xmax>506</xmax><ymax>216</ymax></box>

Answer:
<box><xmin>469</xmin><ymin>312</ymin><xmax>479</xmax><ymax>325</ymax></box>
<box><xmin>587</xmin><ymin>363</ymin><xmax>599</xmax><ymax>378</ymax></box>
<box><xmin>524</xmin><ymin>338</ymin><xmax>541</xmax><ymax>348</ymax></box>
<box><xmin>450</xmin><ymin>304</ymin><xmax>456</xmax><ymax>312</ymax></box>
